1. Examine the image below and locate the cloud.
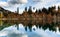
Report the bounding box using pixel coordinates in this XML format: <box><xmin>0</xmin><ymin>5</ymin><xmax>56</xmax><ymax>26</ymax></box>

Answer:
<box><xmin>8</xmin><ymin>0</ymin><xmax>28</xmax><ymax>5</ymax></box>
<box><xmin>0</xmin><ymin>28</ymin><xmax>28</xmax><ymax>37</ymax></box>
<box><xmin>7</xmin><ymin>31</ymin><xmax>28</xmax><ymax>37</ymax></box>
<box><xmin>0</xmin><ymin>0</ymin><xmax>28</xmax><ymax>12</ymax></box>
<box><xmin>32</xmin><ymin>0</ymin><xmax>51</xmax><ymax>3</ymax></box>
<box><xmin>33</xmin><ymin>0</ymin><xmax>60</xmax><ymax>9</ymax></box>
<box><xmin>0</xmin><ymin>0</ymin><xmax>28</xmax><ymax>7</ymax></box>
<box><xmin>33</xmin><ymin>29</ymin><xmax>59</xmax><ymax>37</ymax></box>
<box><xmin>32</xmin><ymin>0</ymin><xmax>42</xmax><ymax>2</ymax></box>
<box><xmin>0</xmin><ymin>1</ymin><xmax>8</xmax><ymax>7</ymax></box>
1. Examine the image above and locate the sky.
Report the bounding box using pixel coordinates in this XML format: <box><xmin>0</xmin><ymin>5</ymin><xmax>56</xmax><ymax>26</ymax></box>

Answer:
<box><xmin>0</xmin><ymin>0</ymin><xmax>60</xmax><ymax>14</ymax></box>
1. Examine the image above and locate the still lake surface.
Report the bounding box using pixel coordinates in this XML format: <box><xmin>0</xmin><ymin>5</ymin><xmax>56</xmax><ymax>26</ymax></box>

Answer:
<box><xmin>0</xmin><ymin>20</ymin><xmax>60</xmax><ymax>37</ymax></box>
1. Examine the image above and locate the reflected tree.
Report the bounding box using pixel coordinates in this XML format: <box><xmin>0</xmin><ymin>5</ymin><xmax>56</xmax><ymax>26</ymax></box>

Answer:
<box><xmin>28</xmin><ymin>23</ymin><xmax>32</xmax><ymax>32</ymax></box>
<box><xmin>25</xmin><ymin>26</ymin><xmax>28</xmax><ymax>31</ymax></box>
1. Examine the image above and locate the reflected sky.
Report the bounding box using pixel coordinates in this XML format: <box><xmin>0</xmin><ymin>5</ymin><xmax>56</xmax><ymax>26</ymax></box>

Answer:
<box><xmin>0</xmin><ymin>24</ymin><xmax>60</xmax><ymax>37</ymax></box>
<box><xmin>0</xmin><ymin>20</ymin><xmax>60</xmax><ymax>37</ymax></box>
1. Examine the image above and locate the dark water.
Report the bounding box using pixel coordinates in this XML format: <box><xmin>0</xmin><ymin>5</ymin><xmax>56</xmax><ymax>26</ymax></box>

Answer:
<box><xmin>0</xmin><ymin>20</ymin><xmax>60</xmax><ymax>37</ymax></box>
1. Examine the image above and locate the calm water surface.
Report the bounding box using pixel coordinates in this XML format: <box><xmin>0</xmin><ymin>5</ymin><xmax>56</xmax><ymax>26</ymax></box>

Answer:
<box><xmin>0</xmin><ymin>20</ymin><xmax>60</xmax><ymax>37</ymax></box>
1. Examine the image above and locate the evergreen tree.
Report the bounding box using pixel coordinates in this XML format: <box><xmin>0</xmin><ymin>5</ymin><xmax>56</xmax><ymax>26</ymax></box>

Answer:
<box><xmin>38</xmin><ymin>9</ymin><xmax>41</xmax><ymax>13</ymax></box>
<box><xmin>28</xmin><ymin>6</ymin><xmax>32</xmax><ymax>14</ymax></box>
<box><xmin>25</xmin><ymin>7</ymin><xmax>27</xmax><ymax>11</ymax></box>
<box><xmin>42</xmin><ymin>8</ymin><xmax>48</xmax><ymax>14</ymax></box>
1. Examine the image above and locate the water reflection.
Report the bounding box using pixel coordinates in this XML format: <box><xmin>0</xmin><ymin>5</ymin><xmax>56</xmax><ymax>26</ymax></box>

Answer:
<box><xmin>0</xmin><ymin>20</ymin><xmax>60</xmax><ymax>32</ymax></box>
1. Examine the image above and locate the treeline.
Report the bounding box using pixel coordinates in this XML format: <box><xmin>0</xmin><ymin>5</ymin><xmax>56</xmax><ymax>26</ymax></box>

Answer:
<box><xmin>23</xmin><ymin>6</ymin><xmax>60</xmax><ymax>15</ymax></box>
